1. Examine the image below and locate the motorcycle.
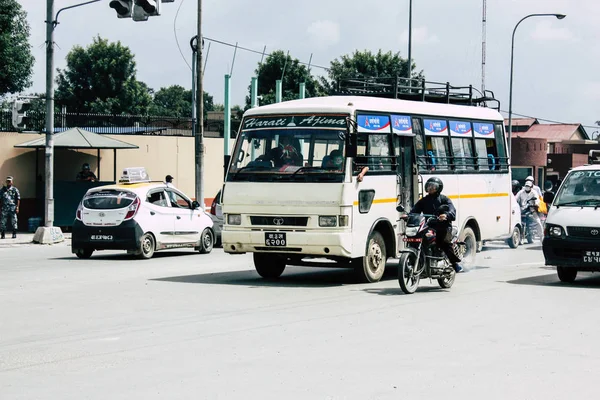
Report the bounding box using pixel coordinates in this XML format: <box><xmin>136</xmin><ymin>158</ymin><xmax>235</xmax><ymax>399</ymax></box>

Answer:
<box><xmin>396</xmin><ymin>205</ymin><xmax>467</xmax><ymax>294</ymax></box>
<box><xmin>521</xmin><ymin>198</ymin><xmax>543</xmax><ymax>244</ymax></box>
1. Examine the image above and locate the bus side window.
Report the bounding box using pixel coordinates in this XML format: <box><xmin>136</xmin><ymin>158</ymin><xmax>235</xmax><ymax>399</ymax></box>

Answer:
<box><xmin>425</xmin><ymin>136</ymin><xmax>450</xmax><ymax>171</ymax></box>
<box><xmin>451</xmin><ymin>137</ymin><xmax>475</xmax><ymax>171</ymax></box>
<box><xmin>367</xmin><ymin>134</ymin><xmax>394</xmax><ymax>172</ymax></box>
<box><xmin>413</xmin><ymin>119</ymin><xmax>428</xmax><ymax>172</ymax></box>
<box><xmin>494</xmin><ymin>123</ymin><xmax>508</xmax><ymax>171</ymax></box>
<box><xmin>475</xmin><ymin>139</ymin><xmax>490</xmax><ymax>170</ymax></box>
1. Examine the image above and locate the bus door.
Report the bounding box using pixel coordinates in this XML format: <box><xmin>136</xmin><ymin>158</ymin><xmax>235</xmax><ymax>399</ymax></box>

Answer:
<box><xmin>396</xmin><ymin>135</ymin><xmax>415</xmax><ymax>211</ymax></box>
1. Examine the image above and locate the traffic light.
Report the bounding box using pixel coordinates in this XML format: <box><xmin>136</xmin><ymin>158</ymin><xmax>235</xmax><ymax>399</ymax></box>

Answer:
<box><xmin>11</xmin><ymin>100</ymin><xmax>32</xmax><ymax>129</ymax></box>
<box><xmin>132</xmin><ymin>0</ymin><xmax>159</xmax><ymax>21</ymax></box>
<box><xmin>109</xmin><ymin>0</ymin><xmax>132</xmax><ymax>18</ymax></box>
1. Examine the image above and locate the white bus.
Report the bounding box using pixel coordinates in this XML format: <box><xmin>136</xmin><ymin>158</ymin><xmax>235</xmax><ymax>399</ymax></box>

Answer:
<box><xmin>222</xmin><ymin>85</ymin><xmax>512</xmax><ymax>282</ymax></box>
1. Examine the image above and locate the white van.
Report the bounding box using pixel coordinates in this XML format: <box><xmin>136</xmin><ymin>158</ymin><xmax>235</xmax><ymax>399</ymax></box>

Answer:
<box><xmin>543</xmin><ymin>153</ymin><xmax>600</xmax><ymax>282</ymax></box>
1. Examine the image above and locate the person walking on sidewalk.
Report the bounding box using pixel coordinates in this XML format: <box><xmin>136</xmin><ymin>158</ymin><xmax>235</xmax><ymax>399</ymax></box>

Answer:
<box><xmin>0</xmin><ymin>176</ymin><xmax>20</xmax><ymax>239</ymax></box>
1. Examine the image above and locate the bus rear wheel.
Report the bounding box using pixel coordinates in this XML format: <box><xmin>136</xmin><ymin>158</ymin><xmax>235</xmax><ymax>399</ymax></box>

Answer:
<box><xmin>253</xmin><ymin>253</ymin><xmax>286</xmax><ymax>279</ymax></box>
<box><xmin>355</xmin><ymin>231</ymin><xmax>387</xmax><ymax>283</ymax></box>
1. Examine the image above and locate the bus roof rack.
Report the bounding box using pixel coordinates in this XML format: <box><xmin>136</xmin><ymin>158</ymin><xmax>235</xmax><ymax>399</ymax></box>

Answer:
<box><xmin>588</xmin><ymin>149</ymin><xmax>600</xmax><ymax>165</ymax></box>
<box><xmin>332</xmin><ymin>77</ymin><xmax>500</xmax><ymax>111</ymax></box>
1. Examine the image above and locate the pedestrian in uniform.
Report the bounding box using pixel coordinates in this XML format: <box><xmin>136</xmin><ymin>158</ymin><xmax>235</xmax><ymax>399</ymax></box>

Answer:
<box><xmin>1</xmin><ymin>176</ymin><xmax>20</xmax><ymax>239</ymax></box>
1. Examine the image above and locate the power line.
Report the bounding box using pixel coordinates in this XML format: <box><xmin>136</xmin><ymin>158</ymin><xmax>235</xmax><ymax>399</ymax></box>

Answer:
<box><xmin>502</xmin><ymin>110</ymin><xmax>599</xmax><ymax>130</ymax></box>
<box><xmin>173</xmin><ymin>0</ymin><xmax>191</xmax><ymax>72</ymax></box>
<box><xmin>202</xmin><ymin>36</ymin><xmax>330</xmax><ymax>71</ymax></box>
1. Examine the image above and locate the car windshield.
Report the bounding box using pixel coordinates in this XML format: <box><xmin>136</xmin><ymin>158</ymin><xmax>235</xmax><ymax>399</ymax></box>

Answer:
<box><xmin>227</xmin><ymin>114</ymin><xmax>348</xmax><ymax>183</ymax></box>
<box><xmin>554</xmin><ymin>170</ymin><xmax>600</xmax><ymax>207</ymax></box>
<box><xmin>83</xmin><ymin>190</ymin><xmax>136</xmax><ymax>209</ymax></box>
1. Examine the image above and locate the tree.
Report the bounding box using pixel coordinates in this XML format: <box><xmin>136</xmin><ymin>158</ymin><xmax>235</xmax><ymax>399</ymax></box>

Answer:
<box><xmin>149</xmin><ymin>85</ymin><xmax>215</xmax><ymax>118</ymax></box>
<box><xmin>55</xmin><ymin>36</ymin><xmax>152</xmax><ymax>115</ymax></box>
<box><xmin>0</xmin><ymin>0</ymin><xmax>35</xmax><ymax>96</ymax></box>
<box><xmin>245</xmin><ymin>50</ymin><xmax>326</xmax><ymax>108</ymax></box>
<box><xmin>321</xmin><ymin>50</ymin><xmax>424</xmax><ymax>92</ymax></box>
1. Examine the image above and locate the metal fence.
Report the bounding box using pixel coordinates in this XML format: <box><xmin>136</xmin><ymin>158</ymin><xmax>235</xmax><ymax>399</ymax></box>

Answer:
<box><xmin>0</xmin><ymin>110</ymin><xmax>241</xmax><ymax>138</ymax></box>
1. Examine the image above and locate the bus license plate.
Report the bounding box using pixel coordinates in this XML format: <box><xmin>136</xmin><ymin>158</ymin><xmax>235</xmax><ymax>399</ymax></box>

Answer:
<box><xmin>265</xmin><ymin>232</ymin><xmax>286</xmax><ymax>247</ymax></box>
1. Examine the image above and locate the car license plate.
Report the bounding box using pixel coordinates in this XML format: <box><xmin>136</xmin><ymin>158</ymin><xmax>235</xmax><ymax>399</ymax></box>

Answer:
<box><xmin>265</xmin><ymin>232</ymin><xmax>286</xmax><ymax>247</ymax></box>
<box><xmin>91</xmin><ymin>234</ymin><xmax>113</xmax><ymax>241</ymax></box>
<box><xmin>583</xmin><ymin>251</ymin><xmax>600</xmax><ymax>264</ymax></box>
<box><xmin>403</xmin><ymin>237</ymin><xmax>421</xmax><ymax>242</ymax></box>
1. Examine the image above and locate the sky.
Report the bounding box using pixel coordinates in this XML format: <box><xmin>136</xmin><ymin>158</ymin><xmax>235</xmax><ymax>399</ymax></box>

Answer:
<box><xmin>17</xmin><ymin>0</ymin><xmax>600</xmax><ymax>134</ymax></box>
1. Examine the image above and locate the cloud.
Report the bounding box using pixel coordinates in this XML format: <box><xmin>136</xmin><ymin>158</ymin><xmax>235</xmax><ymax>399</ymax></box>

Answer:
<box><xmin>399</xmin><ymin>26</ymin><xmax>440</xmax><ymax>45</ymax></box>
<box><xmin>531</xmin><ymin>20</ymin><xmax>576</xmax><ymax>41</ymax></box>
<box><xmin>306</xmin><ymin>20</ymin><xmax>341</xmax><ymax>48</ymax></box>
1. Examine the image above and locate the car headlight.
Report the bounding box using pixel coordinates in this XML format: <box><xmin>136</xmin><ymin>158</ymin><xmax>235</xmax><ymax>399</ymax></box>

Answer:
<box><xmin>545</xmin><ymin>224</ymin><xmax>563</xmax><ymax>238</ymax></box>
<box><xmin>227</xmin><ymin>214</ymin><xmax>241</xmax><ymax>225</ymax></box>
<box><xmin>319</xmin><ymin>216</ymin><xmax>337</xmax><ymax>227</ymax></box>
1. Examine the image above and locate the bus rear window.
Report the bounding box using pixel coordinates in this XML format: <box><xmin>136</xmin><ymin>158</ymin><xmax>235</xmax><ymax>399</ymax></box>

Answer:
<box><xmin>83</xmin><ymin>191</ymin><xmax>136</xmax><ymax>209</ymax></box>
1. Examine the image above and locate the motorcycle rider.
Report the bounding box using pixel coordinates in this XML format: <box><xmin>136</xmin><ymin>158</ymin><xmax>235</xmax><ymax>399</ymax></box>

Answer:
<box><xmin>403</xmin><ymin>177</ymin><xmax>464</xmax><ymax>273</ymax></box>
<box><xmin>517</xmin><ymin>175</ymin><xmax>542</xmax><ymax>198</ymax></box>
<box><xmin>517</xmin><ymin>181</ymin><xmax>543</xmax><ymax>239</ymax></box>
<box><xmin>512</xmin><ymin>180</ymin><xmax>522</xmax><ymax>196</ymax></box>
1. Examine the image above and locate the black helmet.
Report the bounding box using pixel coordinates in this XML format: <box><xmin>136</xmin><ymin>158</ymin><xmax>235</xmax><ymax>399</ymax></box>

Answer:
<box><xmin>425</xmin><ymin>177</ymin><xmax>443</xmax><ymax>195</ymax></box>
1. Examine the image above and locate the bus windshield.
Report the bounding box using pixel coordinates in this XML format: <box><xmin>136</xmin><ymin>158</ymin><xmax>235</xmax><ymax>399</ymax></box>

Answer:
<box><xmin>554</xmin><ymin>170</ymin><xmax>600</xmax><ymax>207</ymax></box>
<box><xmin>227</xmin><ymin>128</ymin><xmax>346</xmax><ymax>182</ymax></box>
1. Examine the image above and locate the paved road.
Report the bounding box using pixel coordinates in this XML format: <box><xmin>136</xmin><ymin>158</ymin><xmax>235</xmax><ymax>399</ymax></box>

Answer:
<box><xmin>1</xmin><ymin>241</ymin><xmax>599</xmax><ymax>399</ymax></box>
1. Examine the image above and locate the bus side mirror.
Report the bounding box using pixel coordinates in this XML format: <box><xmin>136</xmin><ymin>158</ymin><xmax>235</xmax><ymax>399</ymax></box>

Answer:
<box><xmin>346</xmin><ymin>134</ymin><xmax>357</xmax><ymax>158</ymax></box>
<box><xmin>396</xmin><ymin>205</ymin><xmax>406</xmax><ymax>212</ymax></box>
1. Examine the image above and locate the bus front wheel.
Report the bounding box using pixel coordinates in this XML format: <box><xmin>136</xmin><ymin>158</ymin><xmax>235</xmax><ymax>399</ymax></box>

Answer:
<box><xmin>355</xmin><ymin>231</ymin><xmax>387</xmax><ymax>283</ymax></box>
<box><xmin>253</xmin><ymin>253</ymin><xmax>286</xmax><ymax>279</ymax></box>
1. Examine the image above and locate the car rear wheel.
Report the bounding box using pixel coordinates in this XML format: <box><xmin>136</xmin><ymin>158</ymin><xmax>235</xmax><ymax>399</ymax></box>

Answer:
<box><xmin>199</xmin><ymin>228</ymin><xmax>214</xmax><ymax>254</ymax></box>
<box><xmin>138</xmin><ymin>233</ymin><xmax>156</xmax><ymax>259</ymax></box>
<box><xmin>75</xmin><ymin>249</ymin><xmax>93</xmax><ymax>259</ymax></box>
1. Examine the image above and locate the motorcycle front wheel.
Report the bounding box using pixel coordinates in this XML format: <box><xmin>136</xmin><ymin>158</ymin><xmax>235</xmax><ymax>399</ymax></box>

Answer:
<box><xmin>398</xmin><ymin>252</ymin><xmax>420</xmax><ymax>294</ymax></box>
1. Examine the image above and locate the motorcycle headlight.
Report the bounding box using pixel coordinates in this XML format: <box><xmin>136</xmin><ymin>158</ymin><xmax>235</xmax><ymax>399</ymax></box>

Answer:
<box><xmin>405</xmin><ymin>226</ymin><xmax>419</xmax><ymax>236</ymax></box>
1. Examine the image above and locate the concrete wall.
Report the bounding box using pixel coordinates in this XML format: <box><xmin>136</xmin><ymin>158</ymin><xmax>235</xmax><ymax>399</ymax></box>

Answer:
<box><xmin>0</xmin><ymin>132</ymin><xmax>233</xmax><ymax>229</ymax></box>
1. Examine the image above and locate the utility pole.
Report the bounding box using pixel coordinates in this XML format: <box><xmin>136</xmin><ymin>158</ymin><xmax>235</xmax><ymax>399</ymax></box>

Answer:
<box><xmin>481</xmin><ymin>0</ymin><xmax>487</xmax><ymax>94</ymax></box>
<box><xmin>45</xmin><ymin>0</ymin><xmax>55</xmax><ymax>230</ymax></box>
<box><xmin>195</xmin><ymin>0</ymin><xmax>204</xmax><ymax>207</ymax></box>
<box><xmin>407</xmin><ymin>0</ymin><xmax>413</xmax><ymax>85</ymax></box>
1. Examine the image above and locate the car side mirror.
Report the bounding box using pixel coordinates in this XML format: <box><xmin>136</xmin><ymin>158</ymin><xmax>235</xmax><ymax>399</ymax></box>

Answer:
<box><xmin>192</xmin><ymin>200</ymin><xmax>201</xmax><ymax>209</ymax></box>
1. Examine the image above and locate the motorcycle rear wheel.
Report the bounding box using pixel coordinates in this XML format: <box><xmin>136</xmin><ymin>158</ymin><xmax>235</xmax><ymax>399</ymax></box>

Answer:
<box><xmin>438</xmin><ymin>270</ymin><xmax>456</xmax><ymax>289</ymax></box>
<box><xmin>398</xmin><ymin>252</ymin><xmax>420</xmax><ymax>294</ymax></box>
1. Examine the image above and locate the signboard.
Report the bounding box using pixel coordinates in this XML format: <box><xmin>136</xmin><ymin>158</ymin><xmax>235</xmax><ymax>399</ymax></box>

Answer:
<box><xmin>449</xmin><ymin>121</ymin><xmax>472</xmax><ymax>138</ymax></box>
<box><xmin>423</xmin><ymin>119</ymin><xmax>448</xmax><ymax>136</ymax></box>
<box><xmin>357</xmin><ymin>115</ymin><xmax>391</xmax><ymax>133</ymax></box>
<box><xmin>473</xmin><ymin>122</ymin><xmax>495</xmax><ymax>139</ymax></box>
<box><xmin>391</xmin><ymin>115</ymin><xmax>413</xmax><ymax>135</ymax></box>
<box><xmin>242</xmin><ymin>114</ymin><xmax>347</xmax><ymax>131</ymax></box>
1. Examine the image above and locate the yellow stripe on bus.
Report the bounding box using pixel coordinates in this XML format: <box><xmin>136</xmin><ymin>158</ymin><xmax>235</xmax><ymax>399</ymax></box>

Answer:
<box><xmin>352</xmin><ymin>192</ymin><xmax>509</xmax><ymax>206</ymax></box>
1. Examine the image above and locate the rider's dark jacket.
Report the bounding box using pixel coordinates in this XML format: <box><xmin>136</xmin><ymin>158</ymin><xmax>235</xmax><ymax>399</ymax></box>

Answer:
<box><xmin>410</xmin><ymin>193</ymin><xmax>456</xmax><ymax>225</ymax></box>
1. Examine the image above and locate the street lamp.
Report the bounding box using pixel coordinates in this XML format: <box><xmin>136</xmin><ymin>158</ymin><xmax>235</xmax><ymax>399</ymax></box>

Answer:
<box><xmin>507</xmin><ymin>13</ymin><xmax>566</xmax><ymax>156</ymax></box>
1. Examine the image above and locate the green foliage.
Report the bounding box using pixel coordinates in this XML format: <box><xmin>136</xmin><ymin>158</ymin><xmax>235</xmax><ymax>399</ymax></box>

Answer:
<box><xmin>245</xmin><ymin>50</ymin><xmax>326</xmax><ymax>108</ymax></box>
<box><xmin>321</xmin><ymin>50</ymin><xmax>424</xmax><ymax>91</ymax></box>
<box><xmin>0</xmin><ymin>0</ymin><xmax>35</xmax><ymax>96</ymax></box>
<box><xmin>149</xmin><ymin>84</ymin><xmax>214</xmax><ymax>118</ymax></box>
<box><xmin>55</xmin><ymin>36</ymin><xmax>152</xmax><ymax>115</ymax></box>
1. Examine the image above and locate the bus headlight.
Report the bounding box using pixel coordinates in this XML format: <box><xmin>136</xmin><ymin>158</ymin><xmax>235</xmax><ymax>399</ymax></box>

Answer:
<box><xmin>227</xmin><ymin>214</ymin><xmax>241</xmax><ymax>225</ymax></box>
<box><xmin>319</xmin><ymin>216</ymin><xmax>337</xmax><ymax>227</ymax></box>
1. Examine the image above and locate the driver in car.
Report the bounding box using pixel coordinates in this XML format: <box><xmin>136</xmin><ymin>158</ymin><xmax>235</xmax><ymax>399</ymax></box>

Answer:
<box><xmin>402</xmin><ymin>177</ymin><xmax>464</xmax><ymax>273</ymax></box>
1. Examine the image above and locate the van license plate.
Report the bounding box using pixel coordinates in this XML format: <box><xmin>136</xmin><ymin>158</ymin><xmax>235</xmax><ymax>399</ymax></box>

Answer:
<box><xmin>265</xmin><ymin>232</ymin><xmax>286</xmax><ymax>247</ymax></box>
<box><xmin>91</xmin><ymin>235</ymin><xmax>113</xmax><ymax>241</ymax></box>
<box><xmin>583</xmin><ymin>251</ymin><xmax>600</xmax><ymax>265</ymax></box>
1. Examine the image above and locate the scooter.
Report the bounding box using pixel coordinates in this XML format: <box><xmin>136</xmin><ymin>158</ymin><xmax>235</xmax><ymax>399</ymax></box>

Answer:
<box><xmin>521</xmin><ymin>198</ymin><xmax>543</xmax><ymax>244</ymax></box>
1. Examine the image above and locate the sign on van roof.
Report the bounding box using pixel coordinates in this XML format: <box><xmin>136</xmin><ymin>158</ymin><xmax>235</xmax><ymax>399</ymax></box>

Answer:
<box><xmin>119</xmin><ymin>167</ymin><xmax>150</xmax><ymax>184</ymax></box>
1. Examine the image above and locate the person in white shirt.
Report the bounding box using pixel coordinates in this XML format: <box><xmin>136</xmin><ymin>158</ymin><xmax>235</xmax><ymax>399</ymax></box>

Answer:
<box><xmin>165</xmin><ymin>174</ymin><xmax>175</xmax><ymax>188</ymax></box>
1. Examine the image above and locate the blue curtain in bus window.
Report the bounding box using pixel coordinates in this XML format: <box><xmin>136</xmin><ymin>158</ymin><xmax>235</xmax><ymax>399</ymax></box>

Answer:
<box><xmin>423</xmin><ymin>119</ymin><xmax>450</xmax><ymax>171</ymax></box>
<box><xmin>473</xmin><ymin>122</ymin><xmax>497</xmax><ymax>170</ymax></box>
<box><xmin>450</xmin><ymin>121</ymin><xmax>474</xmax><ymax>170</ymax></box>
